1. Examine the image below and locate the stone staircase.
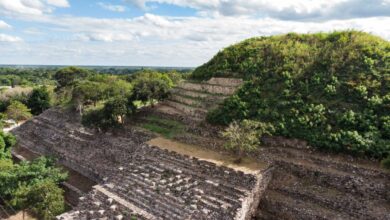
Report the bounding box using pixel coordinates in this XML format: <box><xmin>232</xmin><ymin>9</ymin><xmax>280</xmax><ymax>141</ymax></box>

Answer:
<box><xmin>254</xmin><ymin>143</ymin><xmax>390</xmax><ymax>220</ymax></box>
<box><xmin>156</xmin><ymin>78</ymin><xmax>243</xmax><ymax>121</ymax></box>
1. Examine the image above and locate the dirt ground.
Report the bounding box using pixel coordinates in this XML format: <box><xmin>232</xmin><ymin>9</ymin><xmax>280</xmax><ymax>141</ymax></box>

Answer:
<box><xmin>6</xmin><ymin>212</ymin><xmax>36</xmax><ymax>220</ymax></box>
<box><xmin>147</xmin><ymin>137</ymin><xmax>268</xmax><ymax>174</ymax></box>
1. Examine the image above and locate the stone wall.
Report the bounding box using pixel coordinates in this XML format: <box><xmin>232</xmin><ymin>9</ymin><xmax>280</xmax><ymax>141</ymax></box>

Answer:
<box><xmin>178</xmin><ymin>82</ymin><xmax>238</xmax><ymax>95</ymax></box>
<box><xmin>207</xmin><ymin>78</ymin><xmax>243</xmax><ymax>87</ymax></box>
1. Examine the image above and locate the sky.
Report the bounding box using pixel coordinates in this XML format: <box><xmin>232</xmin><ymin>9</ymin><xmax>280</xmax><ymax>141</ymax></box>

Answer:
<box><xmin>0</xmin><ymin>0</ymin><xmax>389</xmax><ymax>67</ymax></box>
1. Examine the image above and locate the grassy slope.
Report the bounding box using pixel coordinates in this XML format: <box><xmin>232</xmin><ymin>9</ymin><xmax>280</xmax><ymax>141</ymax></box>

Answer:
<box><xmin>193</xmin><ymin>31</ymin><xmax>390</xmax><ymax>159</ymax></box>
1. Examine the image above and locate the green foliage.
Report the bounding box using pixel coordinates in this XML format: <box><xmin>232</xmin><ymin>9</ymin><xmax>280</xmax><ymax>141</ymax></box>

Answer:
<box><xmin>141</xmin><ymin>116</ymin><xmax>185</xmax><ymax>138</ymax></box>
<box><xmin>27</xmin><ymin>86</ymin><xmax>51</xmax><ymax>115</ymax></box>
<box><xmin>221</xmin><ymin>120</ymin><xmax>274</xmax><ymax>157</ymax></box>
<box><xmin>129</xmin><ymin>70</ymin><xmax>176</xmax><ymax>106</ymax></box>
<box><xmin>12</xmin><ymin>180</ymin><xmax>65</xmax><ymax>220</ymax></box>
<box><xmin>6</xmin><ymin>100</ymin><xmax>32</xmax><ymax>122</ymax></box>
<box><xmin>0</xmin><ymin>132</ymin><xmax>16</xmax><ymax>159</ymax></box>
<box><xmin>0</xmin><ymin>67</ymin><xmax>55</xmax><ymax>87</ymax></box>
<box><xmin>82</xmin><ymin>97</ymin><xmax>135</xmax><ymax>130</ymax></box>
<box><xmin>0</xmin><ymin>156</ymin><xmax>67</xmax><ymax>219</ymax></box>
<box><xmin>54</xmin><ymin>66</ymin><xmax>91</xmax><ymax>89</ymax></box>
<box><xmin>201</xmin><ymin>31</ymin><xmax>390</xmax><ymax>159</ymax></box>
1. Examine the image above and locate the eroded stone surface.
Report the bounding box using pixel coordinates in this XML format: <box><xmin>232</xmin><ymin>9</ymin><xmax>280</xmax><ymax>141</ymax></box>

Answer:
<box><xmin>12</xmin><ymin>108</ymin><xmax>266</xmax><ymax>220</ymax></box>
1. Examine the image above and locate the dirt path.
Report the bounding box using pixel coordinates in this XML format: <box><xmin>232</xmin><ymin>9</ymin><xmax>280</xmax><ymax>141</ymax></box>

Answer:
<box><xmin>147</xmin><ymin>137</ymin><xmax>267</xmax><ymax>174</ymax></box>
<box><xmin>7</xmin><ymin>212</ymin><xmax>36</xmax><ymax>220</ymax></box>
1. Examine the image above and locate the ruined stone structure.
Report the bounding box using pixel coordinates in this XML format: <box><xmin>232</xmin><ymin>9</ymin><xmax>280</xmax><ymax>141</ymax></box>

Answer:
<box><xmin>255</xmin><ymin>138</ymin><xmax>390</xmax><ymax>220</ymax></box>
<box><xmin>12</xmin><ymin>108</ymin><xmax>268</xmax><ymax>220</ymax></box>
<box><xmin>156</xmin><ymin>78</ymin><xmax>243</xmax><ymax>121</ymax></box>
<box><xmin>10</xmin><ymin>77</ymin><xmax>390</xmax><ymax>220</ymax></box>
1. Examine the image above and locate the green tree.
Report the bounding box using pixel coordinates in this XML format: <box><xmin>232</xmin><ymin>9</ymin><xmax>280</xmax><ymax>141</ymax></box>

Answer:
<box><xmin>12</xmin><ymin>180</ymin><xmax>65</xmax><ymax>220</ymax></box>
<box><xmin>54</xmin><ymin>66</ymin><xmax>90</xmax><ymax>90</ymax></box>
<box><xmin>131</xmin><ymin>77</ymin><xmax>170</xmax><ymax>107</ymax></box>
<box><xmin>27</xmin><ymin>86</ymin><xmax>51</xmax><ymax>115</ymax></box>
<box><xmin>103</xmin><ymin>97</ymin><xmax>130</xmax><ymax>124</ymax></box>
<box><xmin>71</xmin><ymin>81</ymin><xmax>107</xmax><ymax>114</ymax></box>
<box><xmin>82</xmin><ymin>97</ymin><xmax>136</xmax><ymax>130</ymax></box>
<box><xmin>0</xmin><ymin>157</ymin><xmax>67</xmax><ymax>197</ymax></box>
<box><xmin>222</xmin><ymin>120</ymin><xmax>274</xmax><ymax>159</ymax></box>
<box><xmin>0</xmin><ymin>132</ymin><xmax>16</xmax><ymax>159</ymax></box>
<box><xmin>6</xmin><ymin>100</ymin><xmax>32</xmax><ymax>122</ymax></box>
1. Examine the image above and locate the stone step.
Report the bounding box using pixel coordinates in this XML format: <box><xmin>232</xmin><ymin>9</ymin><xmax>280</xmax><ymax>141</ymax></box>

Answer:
<box><xmin>268</xmin><ymin>169</ymin><xmax>390</xmax><ymax>220</ymax></box>
<box><xmin>258</xmin><ymin>190</ymin><xmax>353</xmax><ymax>220</ymax></box>
<box><xmin>171</xmin><ymin>88</ymin><xmax>220</xmax><ymax>99</ymax></box>
<box><xmin>169</xmin><ymin>94</ymin><xmax>204</xmax><ymax>108</ymax></box>
<box><xmin>177</xmin><ymin>82</ymin><xmax>238</xmax><ymax>95</ymax></box>
<box><xmin>263</xmin><ymin>146</ymin><xmax>388</xmax><ymax>180</ymax></box>
<box><xmin>275</xmin><ymin>159</ymin><xmax>390</xmax><ymax>201</ymax></box>
<box><xmin>168</xmin><ymin>93</ymin><xmax>224</xmax><ymax>110</ymax></box>
<box><xmin>154</xmin><ymin>104</ymin><xmax>202</xmax><ymax>122</ymax></box>
<box><xmin>206</xmin><ymin>78</ymin><xmax>243</xmax><ymax>87</ymax></box>
<box><xmin>164</xmin><ymin>100</ymin><xmax>207</xmax><ymax>119</ymax></box>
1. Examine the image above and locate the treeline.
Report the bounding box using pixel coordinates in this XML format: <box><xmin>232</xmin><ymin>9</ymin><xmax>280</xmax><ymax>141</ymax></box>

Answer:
<box><xmin>0</xmin><ymin>67</ymin><xmax>55</xmax><ymax>87</ymax></box>
<box><xmin>0</xmin><ymin>66</ymin><xmax>191</xmax><ymax>87</ymax></box>
<box><xmin>193</xmin><ymin>31</ymin><xmax>390</xmax><ymax>166</ymax></box>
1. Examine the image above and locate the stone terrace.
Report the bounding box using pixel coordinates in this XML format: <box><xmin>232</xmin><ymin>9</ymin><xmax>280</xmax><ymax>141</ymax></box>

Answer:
<box><xmin>12</xmin><ymin>108</ymin><xmax>266</xmax><ymax>220</ymax></box>
<box><xmin>156</xmin><ymin>78</ymin><xmax>243</xmax><ymax>121</ymax></box>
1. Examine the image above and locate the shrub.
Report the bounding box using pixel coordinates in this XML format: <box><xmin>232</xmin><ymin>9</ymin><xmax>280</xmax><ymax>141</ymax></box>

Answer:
<box><xmin>221</xmin><ymin>120</ymin><xmax>274</xmax><ymax>158</ymax></box>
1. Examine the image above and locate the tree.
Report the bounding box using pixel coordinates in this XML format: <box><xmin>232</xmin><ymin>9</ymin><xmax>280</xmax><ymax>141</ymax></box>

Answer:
<box><xmin>72</xmin><ymin>81</ymin><xmax>107</xmax><ymax>114</ymax></box>
<box><xmin>6</xmin><ymin>100</ymin><xmax>32</xmax><ymax>122</ymax></box>
<box><xmin>131</xmin><ymin>77</ymin><xmax>170</xmax><ymax>107</ymax></box>
<box><xmin>0</xmin><ymin>157</ymin><xmax>67</xmax><ymax>206</ymax></box>
<box><xmin>54</xmin><ymin>67</ymin><xmax>90</xmax><ymax>90</ymax></box>
<box><xmin>82</xmin><ymin>97</ymin><xmax>136</xmax><ymax>130</ymax></box>
<box><xmin>103</xmin><ymin>97</ymin><xmax>130</xmax><ymax>124</ymax></box>
<box><xmin>221</xmin><ymin>120</ymin><xmax>274</xmax><ymax>160</ymax></box>
<box><xmin>0</xmin><ymin>132</ymin><xmax>16</xmax><ymax>159</ymax></box>
<box><xmin>12</xmin><ymin>180</ymin><xmax>65</xmax><ymax>220</ymax></box>
<box><xmin>27</xmin><ymin>86</ymin><xmax>51</xmax><ymax>115</ymax></box>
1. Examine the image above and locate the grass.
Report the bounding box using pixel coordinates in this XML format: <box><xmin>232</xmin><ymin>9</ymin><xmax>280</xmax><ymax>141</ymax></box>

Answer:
<box><xmin>140</xmin><ymin>115</ymin><xmax>185</xmax><ymax>138</ymax></box>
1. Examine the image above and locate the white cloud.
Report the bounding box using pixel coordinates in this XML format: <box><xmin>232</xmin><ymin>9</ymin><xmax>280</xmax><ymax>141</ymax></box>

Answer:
<box><xmin>124</xmin><ymin>0</ymin><xmax>390</xmax><ymax>20</ymax></box>
<box><xmin>0</xmin><ymin>0</ymin><xmax>389</xmax><ymax>66</ymax></box>
<box><xmin>0</xmin><ymin>0</ymin><xmax>46</xmax><ymax>15</ymax></box>
<box><xmin>1</xmin><ymin>13</ymin><xmax>389</xmax><ymax>66</ymax></box>
<box><xmin>98</xmin><ymin>2</ymin><xmax>126</xmax><ymax>12</ymax></box>
<box><xmin>0</xmin><ymin>33</ymin><xmax>22</xmax><ymax>42</ymax></box>
<box><xmin>0</xmin><ymin>0</ymin><xmax>69</xmax><ymax>17</ymax></box>
<box><xmin>46</xmin><ymin>0</ymin><xmax>69</xmax><ymax>8</ymax></box>
<box><xmin>0</xmin><ymin>20</ymin><xmax>11</xmax><ymax>28</ymax></box>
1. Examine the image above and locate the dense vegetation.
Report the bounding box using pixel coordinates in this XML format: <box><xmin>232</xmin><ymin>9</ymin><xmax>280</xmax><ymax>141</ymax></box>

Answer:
<box><xmin>194</xmin><ymin>31</ymin><xmax>389</xmax><ymax>161</ymax></box>
<box><xmin>0</xmin><ymin>67</ymin><xmax>55</xmax><ymax>87</ymax></box>
<box><xmin>0</xmin><ymin>131</ymin><xmax>67</xmax><ymax>219</ymax></box>
<box><xmin>48</xmin><ymin>67</ymin><xmax>183</xmax><ymax>130</ymax></box>
<box><xmin>0</xmin><ymin>66</ymin><xmax>187</xmax><ymax>129</ymax></box>
<box><xmin>0</xmin><ymin>66</ymin><xmax>191</xmax><ymax>87</ymax></box>
<box><xmin>0</xmin><ymin>87</ymin><xmax>51</xmax><ymax>125</ymax></box>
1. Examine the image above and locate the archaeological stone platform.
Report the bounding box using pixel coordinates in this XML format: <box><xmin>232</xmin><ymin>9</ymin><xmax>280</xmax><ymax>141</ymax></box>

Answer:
<box><xmin>12</xmin><ymin>108</ymin><xmax>268</xmax><ymax>220</ymax></box>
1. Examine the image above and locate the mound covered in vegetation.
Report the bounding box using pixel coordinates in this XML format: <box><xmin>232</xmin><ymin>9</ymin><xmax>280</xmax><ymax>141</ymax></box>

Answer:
<box><xmin>194</xmin><ymin>31</ymin><xmax>390</xmax><ymax>160</ymax></box>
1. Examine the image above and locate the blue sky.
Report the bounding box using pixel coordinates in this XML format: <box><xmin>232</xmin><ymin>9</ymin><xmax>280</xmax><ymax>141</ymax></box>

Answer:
<box><xmin>0</xmin><ymin>0</ymin><xmax>389</xmax><ymax>67</ymax></box>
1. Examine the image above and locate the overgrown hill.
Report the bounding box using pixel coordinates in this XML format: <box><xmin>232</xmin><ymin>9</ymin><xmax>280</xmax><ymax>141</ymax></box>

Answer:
<box><xmin>193</xmin><ymin>31</ymin><xmax>390</xmax><ymax>160</ymax></box>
